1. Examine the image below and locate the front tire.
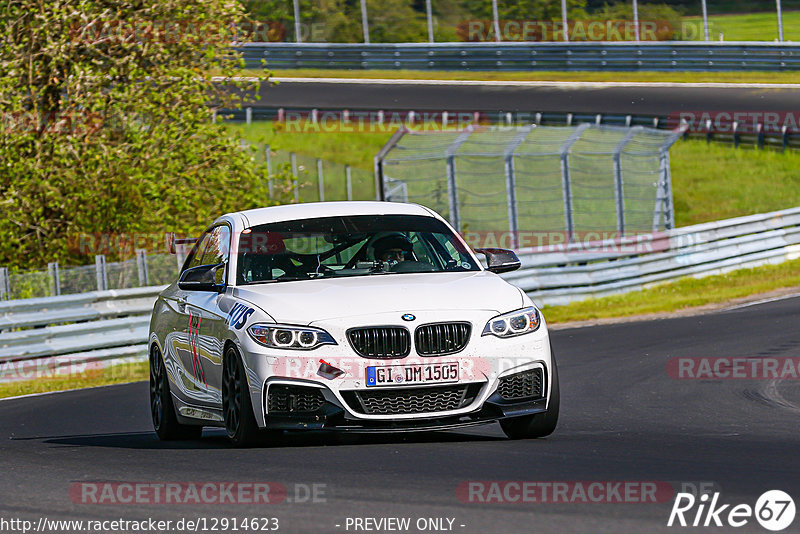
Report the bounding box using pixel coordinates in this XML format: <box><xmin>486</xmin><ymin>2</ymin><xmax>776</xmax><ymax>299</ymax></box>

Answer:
<box><xmin>150</xmin><ymin>345</ymin><xmax>203</xmax><ymax>441</ymax></box>
<box><xmin>500</xmin><ymin>352</ymin><xmax>560</xmax><ymax>439</ymax></box>
<box><xmin>222</xmin><ymin>346</ymin><xmax>263</xmax><ymax>447</ymax></box>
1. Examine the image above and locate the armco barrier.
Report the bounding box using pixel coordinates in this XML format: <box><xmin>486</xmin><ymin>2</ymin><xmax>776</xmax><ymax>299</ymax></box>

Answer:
<box><xmin>0</xmin><ymin>287</ymin><xmax>165</xmax><ymax>381</ymax></box>
<box><xmin>236</xmin><ymin>42</ymin><xmax>800</xmax><ymax>71</ymax></box>
<box><xmin>1</xmin><ymin>206</ymin><xmax>799</xmax><ymax>380</ymax></box>
<box><xmin>508</xmin><ymin>206</ymin><xmax>800</xmax><ymax>306</ymax></box>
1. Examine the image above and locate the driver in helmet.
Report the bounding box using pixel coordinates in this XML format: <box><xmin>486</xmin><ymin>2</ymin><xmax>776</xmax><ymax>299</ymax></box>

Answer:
<box><xmin>372</xmin><ymin>234</ymin><xmax>413</xmax><ymax>265</ymax></box>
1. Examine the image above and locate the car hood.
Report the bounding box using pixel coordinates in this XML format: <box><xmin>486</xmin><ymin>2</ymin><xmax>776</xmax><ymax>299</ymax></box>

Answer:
<box><xmin>232</xmin><ymin>271</ymin><xmax>524</xmax><ymax>324</ymax></box>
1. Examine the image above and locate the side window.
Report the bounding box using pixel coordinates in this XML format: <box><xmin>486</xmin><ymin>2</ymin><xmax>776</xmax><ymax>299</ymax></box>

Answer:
<box><xmin>183</xmin><ymin>232</ymin><xmax>212</xmax><ymax>272</ymax></box>
<box><xmin>200</xmin><ymin>226</ymin><xmax>231</xmax><ymax>284</ymax></box>
<box><xmin>201</xmin><ymin>226</ymin><xmax>231</xmax><ymax>265</ymax></box>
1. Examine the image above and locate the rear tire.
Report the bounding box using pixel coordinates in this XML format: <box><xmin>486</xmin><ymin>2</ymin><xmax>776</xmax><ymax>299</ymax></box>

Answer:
<box><xmin>500</xmin><ymin>352</ymin><xmax>560</xmax><ymax>439</ymax></box>
<box><xmin>222</xmin><ymin>346</ymin><xmax>264</xmax><ymax>447</ymax></box>
<box><xmin>150</xmin><ymin>345</ymin><xmax>203</xmax><ymax>441</ymax></box>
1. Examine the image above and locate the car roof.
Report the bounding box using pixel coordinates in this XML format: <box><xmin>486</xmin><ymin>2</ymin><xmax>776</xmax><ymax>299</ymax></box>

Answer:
<box><xmin>230</xmin><ymin>201</ymin><xmax>440</xmax><ymax>228</ymax></box>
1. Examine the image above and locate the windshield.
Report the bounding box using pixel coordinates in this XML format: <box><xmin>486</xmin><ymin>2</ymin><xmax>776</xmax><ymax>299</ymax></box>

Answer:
<box><xmin>236</xmin><ymin>214</ymin><xmax>479</xmax><ymax>285</ymax></box>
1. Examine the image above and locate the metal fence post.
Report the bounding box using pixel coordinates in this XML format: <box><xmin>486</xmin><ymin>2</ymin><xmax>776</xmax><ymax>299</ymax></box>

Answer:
<box><xmin>425</xmin><ymin>0</ymin><xmax>434</xmax><ymax>42</ymax></box>
<box><xmin>503</xmin><ymin>125</ymin><xmax>534</xmax><ymax>249</ymax></box>
<box><xmin>503</xmin><ymin>157</ymin><xmax>519</xmax><ymax>249</ymax></box>
<box><xmin>317</xmin><ymin>158</ymin><xmax>325</xmax><ymax>202</ymax></box>
<box><xmin>612</xmin><ymin>127</ymin><xmax>642</xmax><ymax>237</ymax></box>
<box><xmin>360</xmin><ymin>0</ymin><xmax>370</xmax><ymax>43</ymax></box>
<box><xmin>346</xmin><ymin>165</ymin><xmax>353</xmax><ymax>201</ymax></box>
<box><xmin>265</xmin><ymin>144</ymin><xmax>274</xmax><ymax>200</ymax></box>
<box><xmin>374</xmin><ymin>128</ymin><xmax>410</xmax><ymax>201</ymax></box>
<box><xmin>491</xmin><ymin>0</ymin><xmax>501</xmax><ymax>42</ymax></box>
<box><xmin>444</xmin><ymin>129</ymin><xmax>474</xmax><ymax>231</ymax></box>
<box><xmin>558</xmin><ymin>123</ymin><xmax>589</xmax><ymax>243</ymax></box>
<box><xmin>293</xmin><ymin>0</ymin><xmax>302</xmax><ymax>42</ymax></box>
<box><xmin>48</xmin><ymin>262</ymin><xmax>61</xmax><ymax>296</ymax></box>
<box><xmin>374</xmin><ymin>156</ymin><xmax>383</xmax><ymax>201</ymax></box>
<box><xmin>176</xmin><ymin>247</ymin><xmax>187</xmax><ymax>272</ymax></box>
<box><xmin>95</xmin><ymin>255</ymin><xmax>108</xmax><ymax>291</ymax></box>
<box><xmin>701</xmin><ymin>0</ymin><xmax>710</xmax><ymax>41</ymax></box>
<box><xmin>136</xmin><ymin>249</ymin><xmax>149</xmax><ymax>286</ymax></box>
<box><xmin>445</xmin><ymin>157</ymin><xmax>460</xmax><ymax>230</ymax></box>
<box><xmin>663</xmin><ymin>152</ymin><xmax>675</xmax><ymax>230</ymax></box>
<box><xmin>0</xmin><ymin>267</ymin><xmax>9</xmax><ymax>300</ymax></box>
<box><xmin>653</xmin><ymin>152</ymin><xmax>668</xmax><ymax>232</ymax></box>
<box><xmin>290</xmin><ymin>152</ymin><xmax>299</xmax><ymax>202</ymax></box>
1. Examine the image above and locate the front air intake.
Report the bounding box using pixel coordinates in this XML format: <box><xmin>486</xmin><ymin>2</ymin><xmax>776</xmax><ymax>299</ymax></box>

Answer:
<box><xmin>414</xmin><ymin>322</ymin><xmax>471</xmax><ymax>356</ymax></box>
<box><xmin>347</xmin><ymin>326</ymin><xmax>411</xmax><ymax>359</ymax></box>
<box><xmin>496</xmin><ymin>369</ymin><xmax>545</xmax><ymax>401</ymax></box>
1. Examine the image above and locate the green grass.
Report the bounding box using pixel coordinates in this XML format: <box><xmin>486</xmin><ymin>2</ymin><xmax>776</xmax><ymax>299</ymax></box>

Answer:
<box><xmin>684</xmin><ymin>10</ymin><xmax>800</xmax><ymax>42</ymax></box>
<box><xmin>231</xmin><ymin>121</ymin><xmax>800</xmax><ymax>227</ymax></box>
<box><xmin>0</xmin><ymin>361</ymin><xmax>148</xmax><ymax>400</ymax></box>
<box><xmin>262</xmin><ymin>68</ymin><xmax>800</xmax><ymax>84</ymax></box>
<box><xmin>671</xmin><ymin>140</ymin><xmax>800</xmax><ymax>226</ymax></box>
<box><xmin>543</xmin><ymin>257</ymin><xmax>800</xmax><ymax>323</ymax></box>
<box><xmin>233</xmin><ymin>121</ymin><xmax>389</xmax><ymax>168</ymax></box>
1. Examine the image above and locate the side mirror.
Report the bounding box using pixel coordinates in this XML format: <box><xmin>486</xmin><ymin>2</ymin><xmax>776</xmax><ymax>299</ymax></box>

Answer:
<box><xmin>178</xmin><ymin>263</ymin><xmax>225</xmax><ymax>292</ymax></box>
<box><xmin>475</xmin><ymin>248</ymin><xmax>521</xmax><ymax>274</ymax></box>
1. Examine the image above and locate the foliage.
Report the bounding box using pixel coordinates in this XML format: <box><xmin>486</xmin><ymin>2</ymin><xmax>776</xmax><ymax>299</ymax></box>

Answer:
<box><xmin>593</xmin><ymin>2</ymin><xmax>683</xmax><ymax>39</ymax></box>
<box><xmin>0</xmin><ymin>0</ymin><xmax>293</xmax><ymax>269</ymax></box>
<box><xmin>239</xmin><ymin>0</ymin><xmax>699</xmax><ymax>43</ymax></box>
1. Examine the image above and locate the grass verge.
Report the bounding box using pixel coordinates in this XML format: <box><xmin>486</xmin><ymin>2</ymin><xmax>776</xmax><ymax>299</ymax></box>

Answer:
<box><xmin>258</xmin><ymin>69</ymin><xmax>800</xmax><ymax>84</ymax></box>
<box><xmin>542</xmin><ymin>258</ymin><xmax>800</xmax><ymax>323</ymax></box>
<box><xmin>229</xmin><ymin>121</ymin><xmax>800</xmax><ymax>228</ymax></box>
<box><xmin>685</xmin><ymin>10</ymin><xmax>800</xmax><ymax>42</ymax></box>
<box><xmin>0</xmin><ymin>361</ymin><xmax>148</xmax><ymax>400</ymax></box>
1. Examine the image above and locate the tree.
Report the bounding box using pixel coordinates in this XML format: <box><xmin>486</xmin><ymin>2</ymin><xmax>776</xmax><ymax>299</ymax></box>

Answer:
<box><xmin>0</xmin><ymin>0</ymin><xmax>291</xmax><ymax>268</ymax></box>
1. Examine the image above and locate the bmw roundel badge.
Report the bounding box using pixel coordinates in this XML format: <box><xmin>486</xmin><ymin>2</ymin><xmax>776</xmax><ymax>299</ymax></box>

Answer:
<box><xmin>401</xmin><ymin>314</ymin><xmax>416</xmax><ymax>321</ymax></box>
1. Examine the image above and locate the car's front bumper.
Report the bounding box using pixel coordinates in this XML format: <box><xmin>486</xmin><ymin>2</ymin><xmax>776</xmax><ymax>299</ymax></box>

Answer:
<box><xmin>261</xmin><ymin>387</ymin><xmax>548</xmax><ymax>433</ymax></box>
<box><xmin>236</xmin><ymin>309</ymin><xmax>554</xmax><ymax>430</ymax></box>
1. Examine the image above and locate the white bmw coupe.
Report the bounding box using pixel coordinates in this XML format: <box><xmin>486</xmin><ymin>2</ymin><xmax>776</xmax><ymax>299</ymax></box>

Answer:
<box><xmin>148</xmin><ymin>201</ymin><xmax>558</xmax><ymax>446</ymax></box>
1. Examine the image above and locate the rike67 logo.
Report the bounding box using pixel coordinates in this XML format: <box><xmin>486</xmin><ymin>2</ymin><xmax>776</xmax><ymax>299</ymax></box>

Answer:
<box><xmin>668</xmin><ymin>490</ymin><xmax>796</xmax><ymax>531</ymax></box>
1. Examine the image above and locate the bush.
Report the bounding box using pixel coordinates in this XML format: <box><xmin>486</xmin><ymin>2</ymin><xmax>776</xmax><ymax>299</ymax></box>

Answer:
<box><xmin>0</xmin><ymin>0</ymin><xmax>293</xmax><ymax>269</ymax></box>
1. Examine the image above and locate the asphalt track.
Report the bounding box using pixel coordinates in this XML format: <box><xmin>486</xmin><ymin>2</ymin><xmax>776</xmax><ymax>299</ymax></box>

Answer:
<box><xmin>2</xmin><ymin>295</ymin><xmax>800</xmax><ymax>533</ymax></box>
<box><xmin>254</xmin><ymin>78</ymin><xmax>800</xmax><ymax>115</ymax></box>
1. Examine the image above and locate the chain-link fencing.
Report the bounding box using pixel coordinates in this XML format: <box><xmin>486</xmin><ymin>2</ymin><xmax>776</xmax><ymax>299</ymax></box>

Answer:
<box><xmin>377</xmin><ymin>124</ymin><xmax>683</xmax><ymax>248</ymax></box>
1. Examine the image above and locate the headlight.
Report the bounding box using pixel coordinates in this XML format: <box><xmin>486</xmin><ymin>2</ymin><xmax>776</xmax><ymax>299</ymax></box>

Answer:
<box><xmin>248</xmin><ymin>324</ymin><xmax>337</xmax><ymax>350</ymax></box>
<box><xmin>482</xmin><ymin>307</ymin><xmax>541</xmax><ymax>338</ymax></box>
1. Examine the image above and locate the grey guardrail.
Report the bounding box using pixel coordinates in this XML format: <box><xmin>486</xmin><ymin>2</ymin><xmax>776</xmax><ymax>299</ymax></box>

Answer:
<box><xmin>236</xmin><ymin>42</ymin><xmax>800</xmax><ymax>71</ymax></box>
<box><xmin>505</xmin><ymin>206</ymin><xmax>800</xmax><ymax>306</ymax></box>
<box><xmin>0</xmin><ymin>287</ymin><xmax>165</xmax><ymax>382</ymax></box>
<box><xmin>2</xmin><ymin>206</ymin><xmax>800</xmax><ymax>381</ymax></box>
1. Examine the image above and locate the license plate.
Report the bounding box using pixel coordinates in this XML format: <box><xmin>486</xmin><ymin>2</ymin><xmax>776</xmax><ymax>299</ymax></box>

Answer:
<box><xmin>366</xmin><ymin>362</ymin><xmax>459</xmax><ymax>387</ymax></box>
